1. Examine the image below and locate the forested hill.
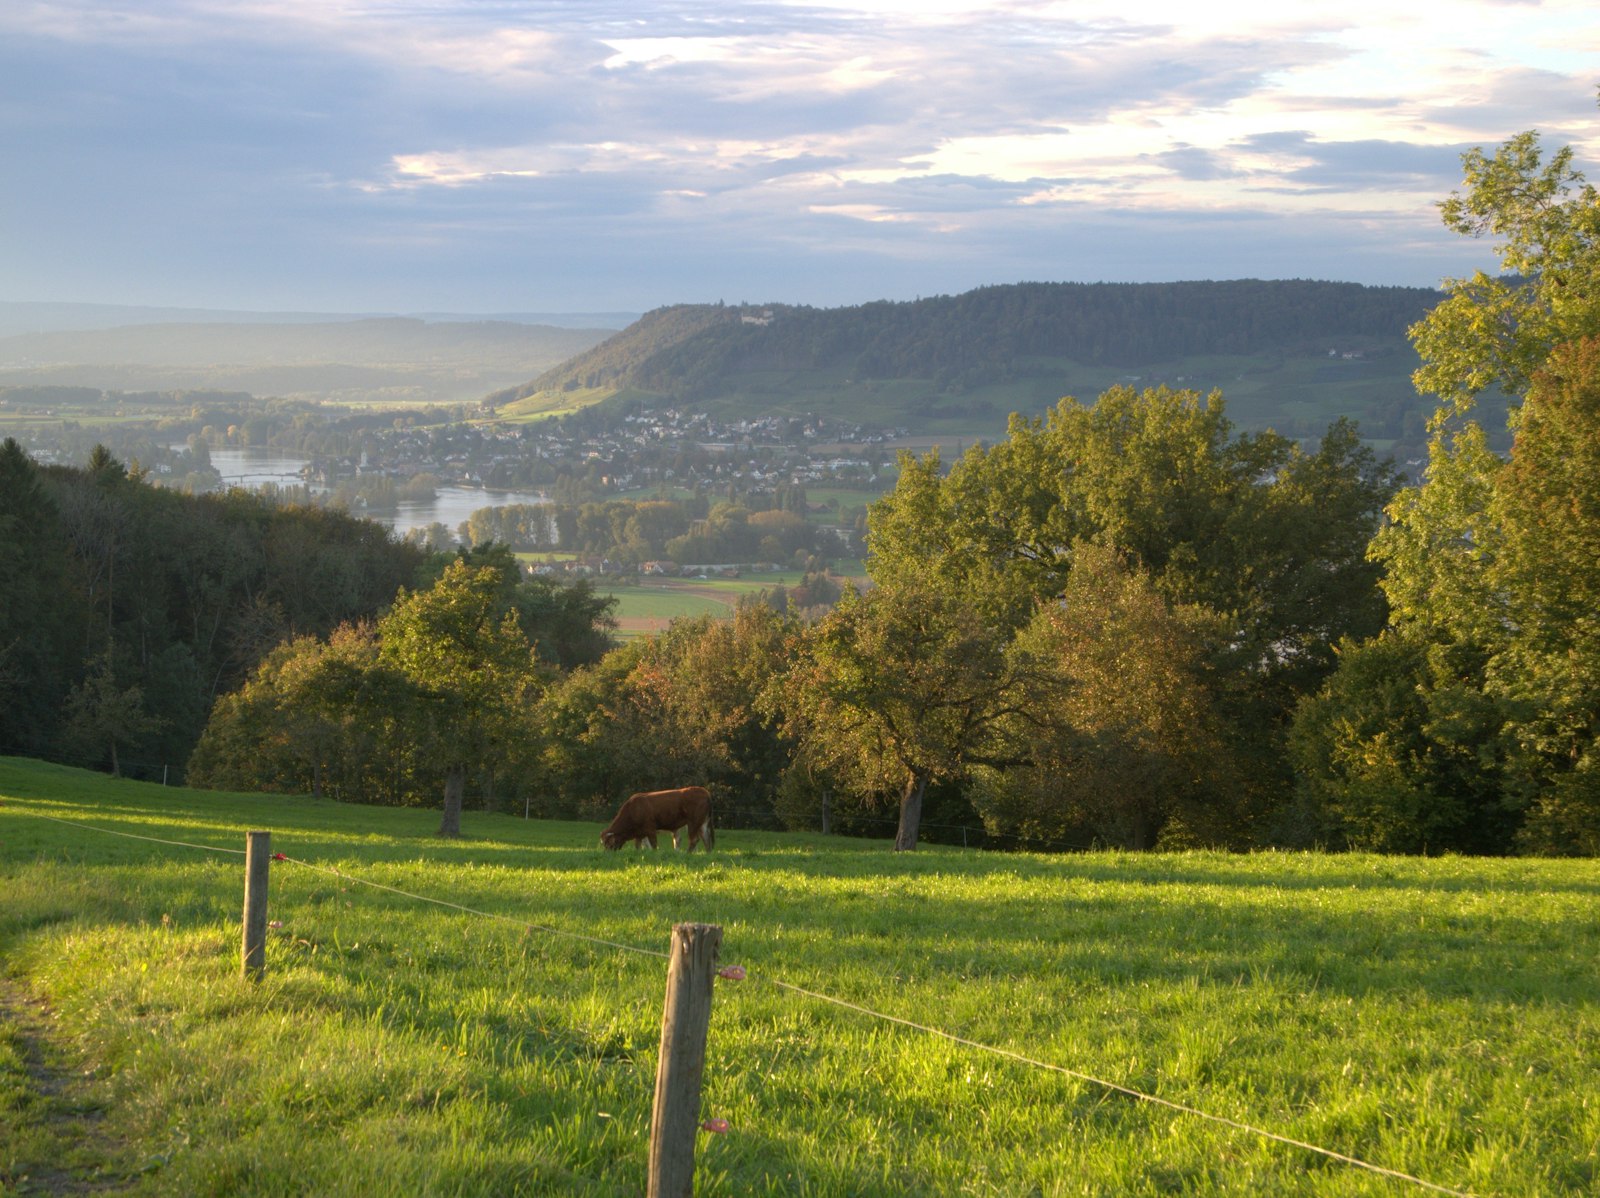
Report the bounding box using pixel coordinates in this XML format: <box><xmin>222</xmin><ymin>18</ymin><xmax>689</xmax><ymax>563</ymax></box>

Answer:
<box><xmin>492</xmin><ymin>280</ymin><xmax>1442</xmax><ymax>426</ymax></box>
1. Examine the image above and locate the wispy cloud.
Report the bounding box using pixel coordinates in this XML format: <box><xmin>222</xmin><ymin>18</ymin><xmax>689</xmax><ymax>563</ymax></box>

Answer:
<box><xmin>1</xmin><ymin>0</ymin><xmax>1595</xmax><ymax>310</ymax></box>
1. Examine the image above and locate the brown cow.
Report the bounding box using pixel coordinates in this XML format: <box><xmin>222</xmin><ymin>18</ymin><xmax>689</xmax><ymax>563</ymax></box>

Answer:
<box><xmin>600</xmin><ymin>786</ymin><xmax>715</xmax><ymax>852</ymax></box>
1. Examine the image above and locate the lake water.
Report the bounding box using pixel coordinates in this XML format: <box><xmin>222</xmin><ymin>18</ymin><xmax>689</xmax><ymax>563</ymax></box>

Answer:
<box><xmin>206</xmin><ymin>448</ymin><xmax>548</xmax><ymax>537</ymax></box>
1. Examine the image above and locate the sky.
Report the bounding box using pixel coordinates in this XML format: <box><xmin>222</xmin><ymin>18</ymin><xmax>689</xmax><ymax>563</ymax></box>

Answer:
<box><xmin>3</xmin><ymin>0</ymin><xmax>1597</xmax><ymax>316</ymax></box>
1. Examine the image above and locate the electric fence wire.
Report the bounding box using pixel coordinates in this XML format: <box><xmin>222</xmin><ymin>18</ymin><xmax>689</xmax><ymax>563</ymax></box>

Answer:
<box><xmin>1</xmin><ymin>803</ymin><xmax>1487</xmax><ymax>1198</ymax></box>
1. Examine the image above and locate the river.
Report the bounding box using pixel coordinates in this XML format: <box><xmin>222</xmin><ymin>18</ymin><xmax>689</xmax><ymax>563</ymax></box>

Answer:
<box><xmin>206</xmin><ymin>448</ymin><xmax>548</xmax><ymax>538</ymax></box>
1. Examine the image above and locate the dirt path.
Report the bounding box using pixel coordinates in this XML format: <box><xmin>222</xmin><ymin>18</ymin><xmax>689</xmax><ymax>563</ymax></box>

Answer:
<box><xmin>0</xmin><ymin>978</ymin><xmax>130</xmax><ymax>1195</ymax></box>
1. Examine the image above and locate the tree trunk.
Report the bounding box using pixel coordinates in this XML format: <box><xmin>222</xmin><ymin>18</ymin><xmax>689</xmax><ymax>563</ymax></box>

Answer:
<box><xmin>894</xmin><ymin>773</ymin><xmax>926</xmax><ymax>852</ymax></box>
<box><xmin>439</xmin><ymin>763</ymin><xmax>466</xmax><ymax>837</ymax></box>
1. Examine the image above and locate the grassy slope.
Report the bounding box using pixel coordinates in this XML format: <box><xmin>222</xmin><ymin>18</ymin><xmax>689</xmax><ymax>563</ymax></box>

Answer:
<box><xmin>495</xmin><ymin>347</ymin><xmax>1442</xmax><ymax>446</ymax></box>
<box><xmin>2</xmin><ymin>757</ymin><xmax>1597</xmax><ymax>1196</ymax></box>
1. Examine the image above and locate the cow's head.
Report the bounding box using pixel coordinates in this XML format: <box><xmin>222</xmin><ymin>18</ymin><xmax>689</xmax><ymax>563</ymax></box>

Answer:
<box><xmin>600</xmin><ymin>830</ymin><xmax>621</xmax><ymax>850</ymax></box>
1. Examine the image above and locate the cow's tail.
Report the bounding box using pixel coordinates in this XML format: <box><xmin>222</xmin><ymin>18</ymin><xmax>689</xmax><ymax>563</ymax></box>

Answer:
<box><xmin>702</xmin><ymin>805</ymin><xmax>715</xmax><ymax>852</ymax></box>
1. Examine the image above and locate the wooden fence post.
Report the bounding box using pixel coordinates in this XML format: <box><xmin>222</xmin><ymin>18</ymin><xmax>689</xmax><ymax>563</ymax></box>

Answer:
<box><xmin>648</xmin><ymin>922</ymin><xmax>722</xmax><ymax>1198</ymax></box>
<box><xmin>241</xmin><ymin>831</ymin><xmax>271</xmax><ymax>982</ymax></box>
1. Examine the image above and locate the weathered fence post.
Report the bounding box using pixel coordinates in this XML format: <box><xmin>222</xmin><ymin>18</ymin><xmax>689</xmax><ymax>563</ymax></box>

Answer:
<box><xmin>240</xmin><ymin>830</ymin><xmax>271</xmax><ymax>982</ymax></box>
<box><xmin>648</xmin><ymin>922</ymin><xmax>723</xmax><ymax>1198</ymax></box>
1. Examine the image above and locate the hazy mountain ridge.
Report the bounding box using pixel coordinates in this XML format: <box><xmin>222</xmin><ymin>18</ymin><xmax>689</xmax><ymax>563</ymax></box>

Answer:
<box><xmin>0</xmin><ymin>317</ymin><xmax>614</xmax><ymax>369</ymax></box>
<box><xmin>0</xmin><ymin>315</ymin><xmax>624</xmax><ymax>407</ymax></box>
<box><xmin>0</xmin><ymin>302</ymin><xmax>637</xmax><ymax>338</ymax></box>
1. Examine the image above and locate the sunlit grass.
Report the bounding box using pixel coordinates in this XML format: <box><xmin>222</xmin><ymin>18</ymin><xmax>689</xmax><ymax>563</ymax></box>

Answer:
<box><xmin>2</xmin><ymin>757</ymin><xmax>1597</xmax><ymax>1195</ymax></box>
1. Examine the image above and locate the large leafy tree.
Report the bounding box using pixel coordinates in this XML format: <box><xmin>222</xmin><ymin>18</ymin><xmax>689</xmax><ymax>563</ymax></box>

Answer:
<box><xmin>379</xmin><ymin>559</ymin><xmax>546</xmax><ymax>837</ymax></box>
<box><xmin>977</xmin><ymin>545</ymin><xmax>1237</xmax><ymax>850</ymax></box>
<box><xmin>188</xmin><ymin>624</ymin><xmax>415</xmax><ymax>804</ymax></box>
<box><xmin>1289</xmin><ymin>633</ymin><xmax>1513</xmax><ymax>854</ymax></box>
<box><xmin>418</xmin><ymin>542</ymin><xmax>618</xmax><ymax>669</ymax></box>
<box><xmin>1410</xmin><ymin>123</ymin><xmax>1600</xmax><ymax>410</ymax></box>
<box><xmin>1491</xmin><ymin>338</ymin><xmax>1600</xmax><ymax>851</ymax></box>
<box><xmin>865</xmin><ymin>386</ymin><xmax>1393</xmax><ymax>842</ymax></box>
<box><xmin>534</xmin><ymin>601</ymin><xmax>795</xmax><ymax>820</ymax></box>
<box><xmin>775</xmin><ymin>580</ymin><xmax>1036</xmax><ymax>850</ymax></box>
<box><xmin>868</xmin><ymin>387</ymin><xmax>1392</xmax><ymax>683</ymax></box>
<box><xmin>1375</xmin><ymin>111</ymin><xmax>1598</xmax><ymax>653</ymax></box>
<box><xmin>1304</xmin><ymin>107</ymin><xmax>1600</xmax><ymax>854</ymax></box>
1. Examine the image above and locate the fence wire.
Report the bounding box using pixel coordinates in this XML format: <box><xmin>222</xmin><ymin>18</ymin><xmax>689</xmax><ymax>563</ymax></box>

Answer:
<box><xmin>1</xmin><ymin>801</ymin><xmax>1487</xmax><ymax>1198</ymax></box>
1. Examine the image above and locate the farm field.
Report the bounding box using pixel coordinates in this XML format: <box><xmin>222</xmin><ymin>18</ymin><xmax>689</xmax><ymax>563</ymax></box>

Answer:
<box><xmin>607</xmin><ymin>583</ymin><xmax>739</xmax><ymax>633</ymax></box>
<box><xmin>2</xmin><ymin>757</ymin><xmax>1597</xmax><ymax>1196</ymax></box>
<box><xmin>602</xmin><ymin>565</ymin><xmax>866</xmax><ymax>636</ymax></box>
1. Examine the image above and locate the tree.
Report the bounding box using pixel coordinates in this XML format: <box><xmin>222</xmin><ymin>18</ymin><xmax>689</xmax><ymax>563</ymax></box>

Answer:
<box><xmin>647</xmin><ymin>600</ymin><xmax>796</xmax><ymax>815</ymax></box>
<box><xmin>59</xmin><ymin>653</ymin><xmax>166</xmax><ymax>777</ymax></box>
<box><xmin>865</xmin><ymin>386</ymin><xmax>1394</xmax><ymax>839</ymax></box>
<box><xmin>1410</xmin><ymin>118</ymin><xmax>1600</xmax><ymax>410</ymax></box>
<box><xmin>1491</xmin><ymin>339</ymin><xmax>1600</xmax><ymax>852</ymax></box>
<box><xmin>378</xmin><ymin>560</ymin><xmax>546</xmax><ymax>837</ymax></box>
<box><xmin>535</xmin><ymin>642</ymin><xmax>671</xmax><ymax>815</ymax></box>
<box><xmin>1368</xmin><ymin>421</ymin><xmax>1506</xmax><ymax>646</ymax></box>
<box><xmin>775</xmin><ymin>581</ymin><xmax>1027</xmax><ymax>850</ymax></box>
<box><xmin>1308</xmin><ymin>111</ymin><xmax>1600</xmax><ymax>854</ymax></box>
<box><xmin>415</xmin><ymin>541</ymin><xmax>617</xmax><ymax>670</ymax></box>
<box><xmin>0</xmin><ymin>438</ymin><xmax>76</xmax><ymax>756</ymax></box>
<box><xmin>511</xmin><ymin>575</ymin><xmax>618</xmax><ymax>670</ymax></box>
<box><xmin>978</xmin><ymin>545</ymin><xmax>1236</xmax><ymax>850</ymax></box>
<box><xmin>187</xmin><ymin>624</ymin><xmax>414</xmax><ymax>804</ymax></box>
<box><xmin>1289</xmin><ymin>633</ymin><xmax>1514</xmax><ymax>854</ymax></box>
<box><xmin>867</xmin><ymin>387</ymin><xmax>1393</xmax><ymax>677</ymax></box>
<box><xmin>533</xmin><ymin>601</ymin><xmax>795</xmax><ymax>819</ymax></box>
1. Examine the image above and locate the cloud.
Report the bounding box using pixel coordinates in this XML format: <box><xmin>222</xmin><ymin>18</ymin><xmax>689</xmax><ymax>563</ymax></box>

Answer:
<box><xmin>1</xmin><ymin>0</ymin><xmax>1594</xmax><ymax>311</ymax></box>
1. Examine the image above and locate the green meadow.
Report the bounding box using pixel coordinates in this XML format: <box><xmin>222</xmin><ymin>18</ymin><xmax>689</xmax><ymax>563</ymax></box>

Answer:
<box><xmin>608</xmin><ymin>586</ymin><xmax>735</xmax><ymax>626</ymax></box>
<box><xmin>2</xmin><ymin>756</ymin><xmax>1597</xmax><ymax>1196</ymax></box>
<box><xmin>602</xmin><ymin>568</ymin><xmax>868</xmax><ymax>634</ymax></box>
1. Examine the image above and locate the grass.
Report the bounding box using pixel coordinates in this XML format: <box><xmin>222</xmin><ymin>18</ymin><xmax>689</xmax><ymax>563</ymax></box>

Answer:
<box><xmin>608</xmin><ymin>586</ymin><xmax>734</xmax><ymax>624</ymax></box>
<box><xmin>2</xmin><ymin>756</ymin><xmax>1598</xmax><ymax>1195</ymax></box>
<box><xmin>602</xmin><ymin>572</ymin><xmax>833</xmax><ymax>633</ymax></box>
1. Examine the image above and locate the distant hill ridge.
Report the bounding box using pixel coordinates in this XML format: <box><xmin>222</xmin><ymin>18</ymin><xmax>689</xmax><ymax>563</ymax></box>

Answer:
<box><xmin>496</xmin><ymin>279</ymin><xmax>1441</xmax><ymax>408</ymax></box>
<box><xmin>0</xmin><ymin>317</ymin><xmax>612</xmax><ymax>369</ymax></box>
<box><xmin>0</xmin><ymin>314</ymin><xmax>622</xmax><ymax>408</ymax></box>
<box><xmin>0</xmin><ymin>302</ymin><xmax>636</xmax><ymax>338</ymax></box>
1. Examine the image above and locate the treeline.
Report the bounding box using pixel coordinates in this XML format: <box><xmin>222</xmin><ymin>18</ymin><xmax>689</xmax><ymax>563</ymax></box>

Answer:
<box><xmin>189</xmin><ymin>570</ymin><xmax>776</xmax><ymax>835</ymax></box>
<box><xmin>512</xmin><ymin>279</ymin><xmax>1439</xmax><ymax>401</ymax></box>
<box><xmin>211</xmin><ymin>330</ymin><xmax>1592</xmax><ymax>855</ymax></box>
<box><xmin>183</xmin><ymin>382</ymin><xmax>1398</xmax><ymax>847</ymax></box>
<box><xmin>0</xmin><ymin>442</ymin><xmax>425</xmax><ymax>774</ymax></box>
<box><xmin>455</xmin><ymin>489</ymin><xmax>834</xmax><ymax>568</ymax></box>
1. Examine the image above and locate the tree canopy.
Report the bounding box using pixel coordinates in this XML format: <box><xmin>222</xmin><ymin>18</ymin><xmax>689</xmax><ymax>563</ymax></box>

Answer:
<box><xmin>1298</xmin><ymin>106</ymin><xmax>1600</xmax><ymax>855</ymax></box>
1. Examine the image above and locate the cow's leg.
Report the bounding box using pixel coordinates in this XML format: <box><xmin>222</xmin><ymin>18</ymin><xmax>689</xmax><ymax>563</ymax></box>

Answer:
<box><xmin>646</xmin><ymin>831</ymin><xmax>658</xmax><ymax>849</ymax></box>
